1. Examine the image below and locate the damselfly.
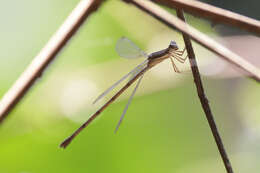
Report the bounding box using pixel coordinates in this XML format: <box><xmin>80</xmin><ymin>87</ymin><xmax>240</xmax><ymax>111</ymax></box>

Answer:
<box><xmin>60</xmin><ymin>37</ymin><xmax>187</xmax><ymax>148</ymax></box>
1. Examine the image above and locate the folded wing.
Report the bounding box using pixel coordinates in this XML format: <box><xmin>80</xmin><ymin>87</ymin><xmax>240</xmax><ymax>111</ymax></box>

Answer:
<box><xmin>114</xmin><ymin>74</ymin><xmax>144</xmax><ymax>133</ymax></box>
<box><xmin>93</xmin><ymin>59</ymin><xmax>148</xmax><ymax>104</ymax></box>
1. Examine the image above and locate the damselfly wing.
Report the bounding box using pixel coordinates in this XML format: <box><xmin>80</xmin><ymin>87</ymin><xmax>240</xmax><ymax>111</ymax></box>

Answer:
<box><xmin>93</xmin><ymin>37</ymin><xmax>149</xmax><ymax>104</ymax></box>
<box><xmin>115</xmin><ymin>37</ymin><xmax>148</xmax><ymax>59</ymax></box>
<box><xmin>93</xmin><ymin>37</ymin><xmax>149</xmax><ymax>131</ymax></box>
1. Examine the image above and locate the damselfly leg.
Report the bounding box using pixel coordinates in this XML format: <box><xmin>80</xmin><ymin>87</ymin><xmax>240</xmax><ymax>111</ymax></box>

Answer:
<box><xmin>170</xmin><ymin>57</ymin><xmax>181</xmax><ymax>73</ymax></box>
<box><xmin>174</xmin><ymin>47</ymin><xmax>186</xmax><ymax>55</ymax></box>
<box><xmin>169</xmin><ymin>47</ymin><xmax>188</xmax><ymax>73</ymax></box>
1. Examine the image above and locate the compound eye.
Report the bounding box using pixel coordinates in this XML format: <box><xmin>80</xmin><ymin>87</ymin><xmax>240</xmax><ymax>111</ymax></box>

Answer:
<box><xmin>170</xmin><ymin>41</ymin><xmax>178</xmax><ymax>49</ymax></box>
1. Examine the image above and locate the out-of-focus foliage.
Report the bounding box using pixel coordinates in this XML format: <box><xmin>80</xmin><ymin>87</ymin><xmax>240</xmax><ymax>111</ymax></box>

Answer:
<box><xmin>0</xmin><ymin>0</ymin><xmax>259</xmax><ymax>173</ymax></box>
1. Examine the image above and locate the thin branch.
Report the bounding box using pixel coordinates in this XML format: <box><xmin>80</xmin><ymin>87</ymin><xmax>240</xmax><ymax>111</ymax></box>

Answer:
<box><xmin>60</xmin><ymin>66</ymin><xmax>149</xmax><ymax>148</ymax></box>
<box><xmin>122</xmin><ymin>0</ymin><xmax>260</xmax><ymax>82</ymax></box>
<box><xmin>0</xmin><ymin>0</ymin><xmax>104</xmax><ymax>123</ymax></box>
<box><xmin>151</xmin><ymin>0</ymin><xmax>260</xmax><ymax>35</ymax></box>
<box><xmin>176</xmin><ymin>9</ymin><xmax>234</xmax><ymax>173</ymax></box>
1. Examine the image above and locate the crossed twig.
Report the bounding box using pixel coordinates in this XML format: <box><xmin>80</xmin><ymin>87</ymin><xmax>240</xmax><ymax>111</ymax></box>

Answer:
<box><xmin>1</xmin><ymin>0</ymin><xmax>260</xmax><ymax>173</ymax></box>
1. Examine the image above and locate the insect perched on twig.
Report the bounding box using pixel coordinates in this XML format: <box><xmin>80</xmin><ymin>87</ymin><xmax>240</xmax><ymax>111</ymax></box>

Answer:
<box><xmin>60</xmin><ymin>37</ymin><xmax>188</xmax><ymax>148</ymax></box>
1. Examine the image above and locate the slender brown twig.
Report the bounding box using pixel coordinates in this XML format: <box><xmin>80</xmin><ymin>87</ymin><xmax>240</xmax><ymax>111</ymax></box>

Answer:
<box><xmin>0</xmin><ymin>0</ymin><xmax>104</xmax><ymax>123</ymax></box>
<box><xmin>151</xmin><ymin>0</ymin><xmax>260</xmax><ymax>35</ymax></box>
<box><xmin>122</xmin><ymin>0</ymin><xmax>260</xmax><ymax>82</ymax></box>
<box><xmin>60</xmin><ymin>66</ymin><xmax>149</xmax><ymax>148</ymax></box>
<box><xmin>176</xmin><ymin>9</ymin><xmax>234</xmax><ymax>173</ymax></box>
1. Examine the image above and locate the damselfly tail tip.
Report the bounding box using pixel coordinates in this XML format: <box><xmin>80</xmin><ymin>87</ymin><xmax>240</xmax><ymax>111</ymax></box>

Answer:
<box><xmin>60</xmin><ymin>136</ymin><xmax>74</xmax><ymax>149</ymax></box>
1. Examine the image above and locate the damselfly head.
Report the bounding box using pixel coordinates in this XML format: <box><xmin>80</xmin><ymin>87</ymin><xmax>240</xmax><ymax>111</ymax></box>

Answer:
<box><xmin>169</xmin><ymin>41</ymin><xmax>178</xmax><ymax>50</ymax></box>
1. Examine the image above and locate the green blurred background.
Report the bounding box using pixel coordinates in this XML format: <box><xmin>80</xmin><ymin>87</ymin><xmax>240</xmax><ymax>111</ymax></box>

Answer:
<box><xmin>0</xmin><ymin>0</ymin><xmax>260</xmax><ymax>172</ymax></box>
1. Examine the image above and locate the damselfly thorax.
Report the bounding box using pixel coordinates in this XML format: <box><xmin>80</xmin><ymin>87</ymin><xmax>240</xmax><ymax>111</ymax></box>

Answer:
<box><xmin>148</xmin><ymin>41</ymin><xmax>181</xmax><ymax>68</ymax></box>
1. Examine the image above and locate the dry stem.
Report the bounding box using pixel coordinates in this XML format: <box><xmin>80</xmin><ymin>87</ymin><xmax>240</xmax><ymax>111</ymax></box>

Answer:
<box><xmin>122</xmin><ymin>0</ymin><xmax>260</xmax><ymax>82</ymax></box>
<box><xmin>152</xmin><ymin>0</ymin><xmax>260</xmax><ymax>34</ymax></box>
<box><xmin>0</xmin><ymin>0</ymin><xmax>104</xmax><ymax>123</ymax></box>
<box><xmin>176</xmin><ymin>9</ymin><xmax>234</xmax><ymax>173</ymax></box>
